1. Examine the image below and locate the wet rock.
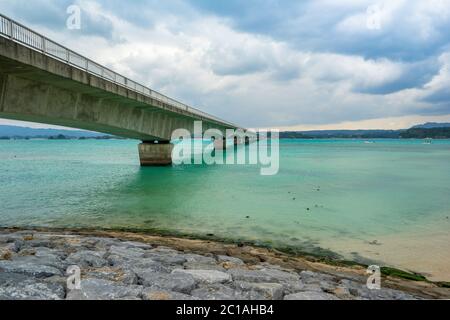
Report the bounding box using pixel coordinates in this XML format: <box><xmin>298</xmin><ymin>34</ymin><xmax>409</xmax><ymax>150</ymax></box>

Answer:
<box><xmin>284</xmin><ymin>291</ymin><xmax>339</xmax><ymax>300</ymax></box>
<box><xmin>66</xmin><ymin>250</ymin><xmax>107</xmax><ymax>268</ymax></box>
<box><xmin>0</xmin><ymin>273</ymin><xmax>65</xmax><ymax>300</ymax></box>
<box><xmin>0</xmin><ymin>260</ymin><xmax>62</xmax><ymax>278</ymax></box>
<box><xmin>136</xmin><ymin>271</ymin><xmax>197</xmax><ymax>294</ymax></box>
<box><xmin>173</xmin><ymin>269</ymin><xmax>232</xmax><ymax>284</ymax></box>
<box><xmin>66</xmin><ymin>279</ymin><xmax>143</xmax><ymax>300</ymax></box>
<box><xmin>234</xmin><ymin>281</ymin><xmax>284</xmax><ymax>300</ymax></box>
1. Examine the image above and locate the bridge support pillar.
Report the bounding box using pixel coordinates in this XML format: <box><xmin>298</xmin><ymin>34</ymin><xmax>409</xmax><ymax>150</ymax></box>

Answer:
<box><xmin>138</xmin><ymin>142</ymin><xmax>174</xmax><ymax>166</ymax></box>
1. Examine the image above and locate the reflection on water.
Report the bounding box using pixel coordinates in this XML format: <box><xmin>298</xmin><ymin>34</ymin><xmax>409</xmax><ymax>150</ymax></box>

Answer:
<box><xmin>1</xmin><ymin>139</ymin><xmax>450</xmax><ymax>279</ymax></box>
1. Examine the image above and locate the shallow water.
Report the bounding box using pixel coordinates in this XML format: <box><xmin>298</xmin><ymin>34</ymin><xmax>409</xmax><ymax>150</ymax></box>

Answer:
<box><xmin>1</xmin><ymin>139</ymin><xmax>449</xmax><ymax>280</ymax></box>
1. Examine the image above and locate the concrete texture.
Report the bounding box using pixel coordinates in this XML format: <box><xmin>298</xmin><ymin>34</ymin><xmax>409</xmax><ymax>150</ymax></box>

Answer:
<box><xmin>138</xmin><ymin>143</ymin><xmax>174</xmax><ymax>166</ymax></box>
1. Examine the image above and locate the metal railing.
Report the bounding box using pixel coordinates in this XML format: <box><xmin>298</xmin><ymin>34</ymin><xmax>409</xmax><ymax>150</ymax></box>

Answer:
<box><xmin>0</xmin><ymin>13</ymin><xmax>238</xmax><ymax>128</ymax></box>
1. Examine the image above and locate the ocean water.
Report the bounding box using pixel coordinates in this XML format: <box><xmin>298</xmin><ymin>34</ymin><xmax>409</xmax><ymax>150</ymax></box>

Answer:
<box><xmin>1</xmin><ymin>139</ymin><xmax>449</xmax><ymax>280</ymax></box>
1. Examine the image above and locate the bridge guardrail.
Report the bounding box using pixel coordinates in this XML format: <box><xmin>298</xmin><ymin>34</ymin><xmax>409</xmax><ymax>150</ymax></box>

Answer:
<box><xmin>0</xmin><ymin>13</ymin><xmax>238</xmax><ymax>128</ymax></box>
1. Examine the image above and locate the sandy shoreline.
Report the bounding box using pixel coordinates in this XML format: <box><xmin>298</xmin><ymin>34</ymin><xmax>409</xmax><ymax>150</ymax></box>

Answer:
<box><xmin>0</xmin><ymin>227</ymin><xmax>449</xmax><ymax>300</ymax></box>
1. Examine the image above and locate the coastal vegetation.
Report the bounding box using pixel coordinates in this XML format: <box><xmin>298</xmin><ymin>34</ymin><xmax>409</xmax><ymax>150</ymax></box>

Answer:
<box><xmin>279</xmin><ymin>126</ymin><xmax>450</xmax><ymax>139</ymax></box>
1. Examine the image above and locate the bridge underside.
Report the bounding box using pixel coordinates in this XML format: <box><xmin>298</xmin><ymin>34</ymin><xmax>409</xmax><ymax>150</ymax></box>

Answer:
<box><xmin>0</xmin><ymin>37</ymin><xmax>235</xmax><ymax>165</ymax></box>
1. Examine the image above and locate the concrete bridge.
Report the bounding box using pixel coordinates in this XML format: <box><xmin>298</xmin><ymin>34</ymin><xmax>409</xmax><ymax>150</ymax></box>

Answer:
<box><xmin>0</xmin><ymin>14</ymin><xmax>244</xmax><ymax>165</ymax></box>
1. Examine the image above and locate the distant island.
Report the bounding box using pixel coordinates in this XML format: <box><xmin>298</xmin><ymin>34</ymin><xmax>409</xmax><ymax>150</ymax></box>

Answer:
<box><xmin>1</xmin><ymin>122</ymin><xmax>450</xmax><ymax>140</ymax></box>
<box><xmin>279</xmin><ymin>123</ymin><xmax>450</xmax><ymax>139</ymax></box>
<box><xmin>0</xmin><ymin>125</ymin><xmax>125</xmax><ymax>140</ymax></box>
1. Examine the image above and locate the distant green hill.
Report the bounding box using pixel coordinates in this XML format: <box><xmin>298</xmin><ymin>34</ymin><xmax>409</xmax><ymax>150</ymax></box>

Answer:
<box><xmin>411</xmin><ymin>122</ymin><xmax>450</xmax><ymax>129</ymax></box>
<box><xmin>400</xmin><ymin>127</ymin><xmax>450</xmax><ymax>139</ymax></box>
<box><xmin>280</xmin><ymin>123</ymin><xmax>450</xmax><ymax>139</ymax></box>
<box><xmin>280</xmin><ymin>130</ymin><xmax>402</xmax><ymax>139</ymax></box>
<box><xmin>0</xmin><ymin>125</ymin><xmax>111</xmax><ymax>139</ymax></box>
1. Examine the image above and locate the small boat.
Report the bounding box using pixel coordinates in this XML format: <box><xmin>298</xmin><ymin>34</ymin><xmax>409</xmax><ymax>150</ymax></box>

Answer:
<box><xmin>423</xmin><ymin>138</ymin><xmax>433</xmax><ymax>144</ymax></box>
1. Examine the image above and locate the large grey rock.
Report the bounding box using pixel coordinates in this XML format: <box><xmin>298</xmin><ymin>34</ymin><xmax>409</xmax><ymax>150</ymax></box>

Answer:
<box><xmin>0</xmin><ymin>260</ymin><xmax>62</xmax><ymax>278</ymax></box>
<box><xmin>284</xmin><ymin>291</ymin><xmax>339</xmax><ymax>300</ymax></box>
<box><xmin>128</xmin><ymin>258</ymin><xmax>171</xmax><ymax>273</ymax></box>
<box><xmin>66</xmin><ymin>250</ymin><xmax>107</xmax><ymax>268</ymax></box>
<box><xmin>84</xmin><ymin>266</ymin><xmax>137</xmax><ymax>285</ymax></box>
<box><xmin>32</xmin><ymin>247</ymin><xmax>67</xmax><ymax>260</ymax></box>
<box><xmin>108</xmin><ymin>245</ymin><xmax>146</xmax><ymax>260</ymax></box>
<box><xmin>142</xmin><ymin>288</ymin><xmax>198</xmax><ymax>300</ymax></box>
<box><xmin>191</xmin><ymin>284</ymin><xmax>261</xmax><ymax>300</ymax></box>
<box><xmin>151</xmin><ymin>247</ymin><xmax>181</xmax><ymax>255</ymax></box>
<box><xmin>338</xmin><ymin>279</ymin><xmax>418</xmax><ymax>300</ymax></box>
<box><xmin>300</xmin><ymin>270</ymin><xmax>337</xmax><ymax>284</ymax></box>
<box><xmin>120</xmin><ymin>241</ymin><xmax>153</xmax><ymax>250</ymax></box>
<box><xmin>89</xmin><ymin>237</ymin><xmax>120</xmax><ymax>249</ymax></box>
<box><xmin>143</xmin><ymin>252</ymin><xmax>187</xmax><ymax>265</ymax></box>
<box><xmin>24</xmin><ymin>239</ymin><xmax>56</xmax><ymax>248</ymax></box>
<box><xmin>0</xmin><ymin>273</ymin><xmax>65</xmax><ymax>300</ymax></box>
<box><xmin>233</xmin><ymin>281</ymin><xmax>284</xmax><ymax>300</ymax></box>
<box><xmin>217</xmin><ymin>255</ymin><xmax>244</xmax><ymax>265</ymax></box>
<box><xmin>183</xmin><ymin>262</ymin><xmax>226</xmax><ymax>271</ymax></box>
<box><xmin>136</xmin><ymin>271</ymin><xmax>197</xmax><ymax>294</ymax></box>
<box><xmin>229</xmin><ymin>268</ymin><xmax>300</xmax><ymax>283</ymax></box>
<box><xmin>173</xmin><ymin>269</ymin><xmax>232</xmax><ymax>284</ymax></box>
<box><xmin>65</xmin><ymin>279</ymin><xmax>143</xmax><ymax>300</ymax></box>
<box><xmin>11</xmin><ymin>254</ymin><xmax>66</xmax><ymax>271</ymax></box>
<box><xmin>183</xmin><ymin>254</ymin><xmax>216</xmax><ymax>264</ymax></box>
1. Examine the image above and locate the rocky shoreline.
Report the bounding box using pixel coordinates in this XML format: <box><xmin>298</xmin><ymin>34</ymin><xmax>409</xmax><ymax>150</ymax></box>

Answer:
<box><xmin>0</xmin><ymin>228</ymin><xmax>448</xmax><ymax>300</ymax></box>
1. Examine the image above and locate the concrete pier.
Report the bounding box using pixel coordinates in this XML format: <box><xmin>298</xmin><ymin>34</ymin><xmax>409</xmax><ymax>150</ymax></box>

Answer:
<box><xmin>138</xmin><ymin>142</ymin><xmax>174</xmax><ymax>166</ymax></box>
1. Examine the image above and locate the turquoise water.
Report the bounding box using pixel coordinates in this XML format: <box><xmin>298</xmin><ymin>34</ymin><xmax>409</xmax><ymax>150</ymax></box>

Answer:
<box><xmin>1</xmin><ymin>139</ymin><xmax>450</xmax><ymax>277</ymax></box>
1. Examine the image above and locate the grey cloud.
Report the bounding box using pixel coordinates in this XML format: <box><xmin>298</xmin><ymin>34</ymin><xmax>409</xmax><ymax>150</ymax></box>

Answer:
<box><xmin>355</xmin><ymin>59</ymin><xmax>440</xmax><ymax>95</ymax></box>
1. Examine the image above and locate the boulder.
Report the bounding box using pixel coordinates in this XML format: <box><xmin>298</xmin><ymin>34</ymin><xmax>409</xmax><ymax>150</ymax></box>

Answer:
<box><xmin>136</xmin><ymin>271</ymin><xmax>197</xmax><ymax>294</ymax></box>
<box><xmin>65</xmin><ymin>279</ymin><xmax>143</xmax><ymax>300</ymax></box>
<box><xmin>172</xmin><ymin>269</ymin><xmax>232</xmax><ymax>284</ymax></box>
<box><xmin>0</xmin><ymin>260</ymin><xmax>62</xmax><ymax>278</ymax></box>
<box><xmin>0</xmin><ymin>272</ymin><xmax>65</xmax><ymax>300</ymax></box>
<box><xmin>66</xmin><ymin>250</ymin><xmax>107</xmax><ymax>268</ymax></box>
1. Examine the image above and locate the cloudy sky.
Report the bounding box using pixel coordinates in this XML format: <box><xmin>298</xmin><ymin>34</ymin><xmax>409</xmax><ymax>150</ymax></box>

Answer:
<box><xmin>1</xmin><ymin>0</ymin><xmax>450</xmax><ymax>130</ymax></box>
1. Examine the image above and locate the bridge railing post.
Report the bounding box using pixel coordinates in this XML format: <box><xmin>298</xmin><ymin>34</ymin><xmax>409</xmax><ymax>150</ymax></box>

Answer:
<box><xmin>41</xmin><ymin>37</ymin><xmax>46</xmax><ymax>53</ymax></box>
<box><xmin>8</xmin><ymin>19</ymin><xmax>13</xmax><ymax>38</ymax></box>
